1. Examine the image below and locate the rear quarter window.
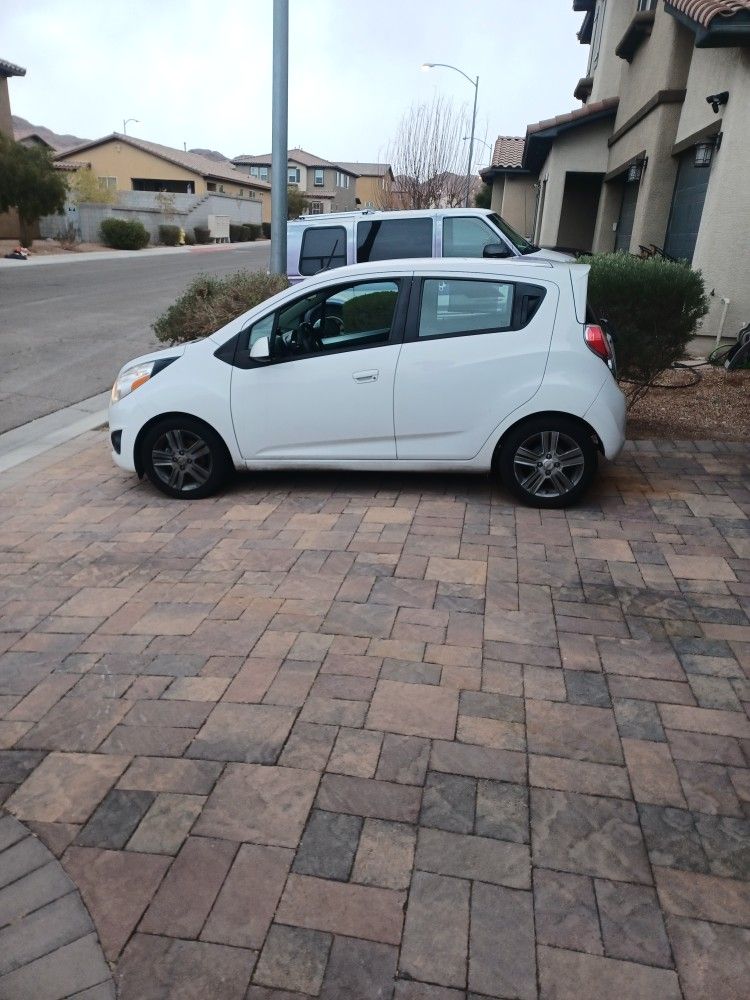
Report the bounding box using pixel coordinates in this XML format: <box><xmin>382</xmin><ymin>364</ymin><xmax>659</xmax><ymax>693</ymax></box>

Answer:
<box><xmin>357</xmin><ymin>218</ymin><xmax>433</xmax><ymax>263</ymax></box>
<box><xmin>299</xmin><ymin>226</ymin><xmax>347</xmax><ymax>276</ymax></box>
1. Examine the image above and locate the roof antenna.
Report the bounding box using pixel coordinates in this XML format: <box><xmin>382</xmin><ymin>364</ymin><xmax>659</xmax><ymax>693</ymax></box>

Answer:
<box><xmin>183</xmin><ymin>142</ymin><xmax>187</xmax><ymax>151</ymax></box>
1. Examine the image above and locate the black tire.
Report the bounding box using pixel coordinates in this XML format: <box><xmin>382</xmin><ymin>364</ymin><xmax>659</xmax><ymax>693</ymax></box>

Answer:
<box><xmin>498</xmin><ymin>416</ymin><xmax>598</xmax><ymax>509</ymax></box>
<box><xmin>141</xmin><ymin>416</ymin><xmax>232</xmax><ymax>499</ymax></box>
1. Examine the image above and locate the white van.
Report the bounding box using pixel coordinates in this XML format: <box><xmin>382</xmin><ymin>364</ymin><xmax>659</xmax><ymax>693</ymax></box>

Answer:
<box><xmin>286</xmin><ymin>207</ymin><xmax>572</xmax><ymax>283</ymax></box>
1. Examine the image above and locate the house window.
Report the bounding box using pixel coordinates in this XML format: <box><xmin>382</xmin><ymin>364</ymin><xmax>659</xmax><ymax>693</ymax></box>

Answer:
<box><xmin>309</xmin><ymin>201</ymin><xmax>324</xmax><ymax>214</ymax></box>
<box><xmin>637</xmin><ymin>0</ymin><xmax>657</xmax><ymax>10</ymax></box>
<box><xmin>250</xmin><ymin>166</ymin><xmax>259</xmax><ymax>177</ymax></box>
<box><xmin>335</xmin><ymin>171</ymin><xmax>350</xmax><ymax>188</ymax></box>
<box><xmin>288</xmin><ymin>166</ymin><xmax>301</xmax><ymax>184</ymax></box>
<box><xmin>98</xmin><ymin>176</ymin><xmax>117</xmax><ymax>190</ymax></box>
<box><xmin>588</xmin><ymin>1</ymin><xmax>604</xmax><ymax>74</ymax></box>
<box><xmin>239</xmin><ymin>188</ymin><xmax>244</xmax><ymax>197</ymax></box>
<box><xmin>259</xmin><ymin>167</ymin><xmax>269</xmax><ymax>181</ymax></box>
<box><xmin>314</xmin><ymin>168</ymin><xmax>325</xmax><ymax>187</ymax></box>
<box><xmin>207</xmin><ymin>182</ymin><xmax>216</xmax><ymax>192</ymax></box>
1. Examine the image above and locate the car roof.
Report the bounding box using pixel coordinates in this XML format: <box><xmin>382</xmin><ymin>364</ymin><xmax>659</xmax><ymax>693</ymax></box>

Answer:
<box><xmin>289</xmin><ymin>207</ymin><xmax>494</xmax><ymax>226</ymax></box>
<box><xmin>295</xmin><ymin>257</ymin><xmax>588</xmax><ymax>289</ymax></box>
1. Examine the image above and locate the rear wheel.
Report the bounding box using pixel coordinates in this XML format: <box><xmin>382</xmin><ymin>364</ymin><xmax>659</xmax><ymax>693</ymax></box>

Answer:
<box><xmin>141</xmin><ymin>417</ymin><xmax>231</xmax><ymax>499</ymax></box>
<box><xmin>498</xmin><ymin>416</ymin><xmax>598</xmax><ymax>509</ymax></box>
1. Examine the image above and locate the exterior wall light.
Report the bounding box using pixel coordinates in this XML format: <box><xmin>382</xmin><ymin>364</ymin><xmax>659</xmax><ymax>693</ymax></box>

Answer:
<box><xmin>694</xmin><ymin>141</ymin><xmax>714</xmax><ymax>168</ymax></box>
<box><xmin>626</xmin><ymin>161</ymin><xmax>643</xmax><ymax>182</ymax></box>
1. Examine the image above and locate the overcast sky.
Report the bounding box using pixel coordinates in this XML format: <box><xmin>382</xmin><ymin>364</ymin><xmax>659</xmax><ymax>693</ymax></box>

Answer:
<box><xmin>2</xmin><ymin>0</ymin><xmax>588</xmax><ymax>166</ymax></box>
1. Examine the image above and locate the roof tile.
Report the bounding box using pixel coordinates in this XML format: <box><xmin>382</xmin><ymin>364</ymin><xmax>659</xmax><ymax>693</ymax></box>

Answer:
<box><xmin>666</xmin><ymin>0</ymin><xmax>750</xmax><ymax>28</ymax></box>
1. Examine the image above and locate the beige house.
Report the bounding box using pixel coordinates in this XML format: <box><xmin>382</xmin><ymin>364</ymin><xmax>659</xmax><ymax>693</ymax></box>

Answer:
<box><xmin>482</xmin><ymin>0</ymin><xmax>750</xmax><ymax>345</ymax></box>
<box><xmin>335</xmin><ymin>162</ymin><xmax>395</xmax><ymax>209</ymax></box>
<box><xmin>232</xmin><ymin>148</ymin><xmax>358</xmax><ymax>214</ymax></box>
<box><xmin>56</xmin><ymin>134</ymin><xmax>272</xmax><ymax>222</ymax></box>
<box><xmin>0</xmin><ymin>57</ymin><xmax>26</xmax><ymax>238</ymax></box>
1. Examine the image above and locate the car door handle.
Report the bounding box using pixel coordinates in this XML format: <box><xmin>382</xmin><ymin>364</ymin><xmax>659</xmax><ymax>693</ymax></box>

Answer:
<box><xmin>353</xmin><ymin>370</ymin><xmax>379</xmax><ymax>383</ymax></box>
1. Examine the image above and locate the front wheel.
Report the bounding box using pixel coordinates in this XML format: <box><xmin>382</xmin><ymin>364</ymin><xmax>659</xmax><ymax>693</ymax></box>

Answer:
<box><xmin>498</xmin><ymin>417</ymin><xmax>598</xmax><ymax>509</ymax></box>
<box><xmin>141</xmin><ymin>417</ymin><xmax>231</xmax><ymax>499</ymax></box>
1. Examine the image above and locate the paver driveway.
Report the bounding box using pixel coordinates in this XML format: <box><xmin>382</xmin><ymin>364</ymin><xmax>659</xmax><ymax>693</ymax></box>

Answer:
<box><xmin>0</xmin><ymin>431</ymin><xmax>748</xmax><ymax>999</ymax></box>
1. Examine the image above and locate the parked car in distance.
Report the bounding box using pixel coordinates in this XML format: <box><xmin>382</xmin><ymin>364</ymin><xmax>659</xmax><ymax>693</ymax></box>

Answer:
<box><xmin>286</xmin><ymin>207</ymin><xmax>573</xmax><ymax>284</ymax></box>
<box><xmin>109</xmin><ymin>258</ymin><xmax>625</xmax><ymax>508</ymax></box>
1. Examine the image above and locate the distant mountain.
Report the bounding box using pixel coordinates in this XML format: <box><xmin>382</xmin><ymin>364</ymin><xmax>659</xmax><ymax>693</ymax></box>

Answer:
<box><xmin>188</xmin><ymin>148</ymin><xmax>230</xmax><ymax>163</ymax></box>
<box><xmin>12</xmin><ymin>115</ymin><xmax>88</xmax><ymax>150</ymax></box>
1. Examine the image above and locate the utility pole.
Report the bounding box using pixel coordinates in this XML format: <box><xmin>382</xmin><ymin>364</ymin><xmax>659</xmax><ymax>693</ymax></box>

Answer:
<box><xmin>270</xmin><ymin>0</ymin><xmax>289</xmax><ymax>274</ymax></box>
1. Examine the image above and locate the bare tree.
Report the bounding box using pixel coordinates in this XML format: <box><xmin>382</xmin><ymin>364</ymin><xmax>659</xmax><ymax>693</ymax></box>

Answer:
<box><xmin>381</xmin><ymin>95</ymin><xmax>469</xmax><ymax>210</ymax></box>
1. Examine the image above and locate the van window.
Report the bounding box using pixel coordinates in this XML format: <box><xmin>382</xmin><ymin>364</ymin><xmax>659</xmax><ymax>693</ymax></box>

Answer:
<box><xmin>299</xmin><ymin>226</ymin><xmax>347</xmax><ymax>276</ymax></box>
<box><xmin>443</xmin><ymin>216</ymin><xmax>498</xmax><ymax>257</ymax></box>
<box><xmin>357</xmin><ymin>218</ymin><xmax>432</xmax><ymax>263</ymax></box>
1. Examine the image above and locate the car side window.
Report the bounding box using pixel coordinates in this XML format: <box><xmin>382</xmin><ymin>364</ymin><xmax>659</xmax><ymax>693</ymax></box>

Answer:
<box><xmin>442</xmin><ymin>217</ymin><xmax>499</xmax><ymax>257</ymax></box>
<box><xmin>243</xmin><ymin>280</ymin><xmax>401</xmax><ymax>363</ymax></box>
<box><xmin>418</xmin><ymin>278</ymin><xmax>515</xmax><ymax>339</ymax></box>
<box><xmin>357</xmin><ymin>219</ymin><xmax>432</xmax><ymax>263</ymax></box>
<box><xmin>299</xmin><ymin>226</ymin><xmax>347</xmax><ymax>276</ymax></box>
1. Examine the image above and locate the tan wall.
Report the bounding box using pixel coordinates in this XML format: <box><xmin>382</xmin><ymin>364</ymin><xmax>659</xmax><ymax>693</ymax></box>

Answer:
<box><xmin>536</xmin><ymin>117</ymin><xmax>613</xmax><ymax>247</ymax></box>
<box><xmin>355</xmin><ymin>174</ymin><xmax>386</xmax><ymax>208</ymax></box>
<box><xmin>501</xmin><ymin>176</ymin><xmax>537</xmax><ymax>240</ymax></box>
<box><xmin>588</xmin><ymin>0</ymin><xmax>631</xmax><ymax>103</ymax></box>
<box><xmin>688</xmin><ymin>48</ymin><xmax>750</xmax><ymax>342</ymax></box>
<box><xmin>613</xmin><ymin>5</ymin><xmax>693</xmax><ymax>127</ymax></box>
<box><xmin>0</xmin><ymin>77</ymin><xmax>12</xmax><ymax>137</ymax></box>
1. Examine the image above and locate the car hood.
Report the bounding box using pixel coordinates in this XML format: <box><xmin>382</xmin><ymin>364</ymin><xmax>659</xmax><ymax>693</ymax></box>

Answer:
<box><xmin>529</xmin><ymin>248</ymin><xmax>576</xmax><ymax>262</ymax></box>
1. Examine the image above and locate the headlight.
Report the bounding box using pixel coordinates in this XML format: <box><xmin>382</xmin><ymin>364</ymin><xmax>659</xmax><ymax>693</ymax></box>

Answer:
<box><xmin>111</xmin><ymin>358</ymin><xmax>176</xmax><ymax>403</ymax></box>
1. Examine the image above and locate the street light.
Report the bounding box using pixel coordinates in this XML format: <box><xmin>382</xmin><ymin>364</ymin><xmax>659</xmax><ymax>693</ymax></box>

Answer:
<box><xmin>122</xmin><ymin>118</ymin><xmax>141</xmax><ymax>135</ymax></box>
<box><xmin>422</xmin><ymin>62</ymin><xmax>479</xmax><ymax>208</ymax></box>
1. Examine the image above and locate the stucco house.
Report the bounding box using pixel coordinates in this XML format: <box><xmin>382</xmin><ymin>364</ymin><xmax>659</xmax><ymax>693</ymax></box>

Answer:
<box><xmin>232</xmin><ymin>148</ymin><xmax>358</xmax><ymax>214</ymax></box>
<box><xmin>334</xmin><ymin>162</ymin><xmax>395</xmax><ymax>209</ymax></box>
<box><xmin>56</xmin><ymin>134</ymin><xmax>271</xmax><ymax>222</ymax></box>
<box><xmin>482</xmin><ymin>0</ymin><xmax>750</xmax><ymax>345</ymax></box>
<box><xmin>0</xmin><ymin>57</ymin><xmax>26</xmax><ymax>238</ymax></box>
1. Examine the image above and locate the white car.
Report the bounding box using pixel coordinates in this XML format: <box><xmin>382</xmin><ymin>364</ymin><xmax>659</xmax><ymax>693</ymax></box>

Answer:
<box><xmin>109</xmin><ymin>258</ymin><xmax>626</xmax><ymax>508</ymax></box>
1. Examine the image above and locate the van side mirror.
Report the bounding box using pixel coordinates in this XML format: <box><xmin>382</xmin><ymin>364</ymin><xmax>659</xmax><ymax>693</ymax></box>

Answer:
<box><xmin>483</xmin><ymin>243</ymin><xmax>513</xmax><ymax>259</ymax></box>
<box><xmin>249</xmin><ymin>335</ymin><xmax>270</xmax><ymax>361</ymax></box>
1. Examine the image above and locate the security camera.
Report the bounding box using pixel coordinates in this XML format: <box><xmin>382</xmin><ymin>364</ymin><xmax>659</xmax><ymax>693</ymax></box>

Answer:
<box><xmin>706</xmin><ymin>91</ymin><xmax>729</xmax><ymax>113</ymax></box>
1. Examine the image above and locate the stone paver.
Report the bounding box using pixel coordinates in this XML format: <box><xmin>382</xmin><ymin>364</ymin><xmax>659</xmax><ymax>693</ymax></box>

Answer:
<box><xmin>0</xmin><ymin>435</ymin><xmax>748</xmax><ymax>996</ymax></box>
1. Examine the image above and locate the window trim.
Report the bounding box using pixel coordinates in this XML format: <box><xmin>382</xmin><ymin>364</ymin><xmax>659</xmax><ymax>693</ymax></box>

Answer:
<box><xmin>403</xmin><ymin>277</ymin><xmax>547</xmax><ymax>344</ymax></box>
<box><xmin>314</xmin><ymin>168</ymin><xmax>325</xmax><ymax>187</ymax></box>
<box><xmin>220</xmin><ymin>277</ymin><xmax>412</xmax><ymax>369</ymax></box>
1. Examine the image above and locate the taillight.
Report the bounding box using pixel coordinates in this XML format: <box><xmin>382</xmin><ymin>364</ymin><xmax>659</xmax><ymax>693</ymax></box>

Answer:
<box><xmin>584</xmin><ymin>324</ymin><xmax>612</xmax><ymax>364</ymax></box>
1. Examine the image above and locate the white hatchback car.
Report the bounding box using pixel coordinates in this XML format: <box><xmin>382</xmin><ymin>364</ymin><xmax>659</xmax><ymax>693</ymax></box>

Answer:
<box><xmin>109</xmin><ymin>258</ymin><xmax>626</xmax><ymax>508</ymax></box>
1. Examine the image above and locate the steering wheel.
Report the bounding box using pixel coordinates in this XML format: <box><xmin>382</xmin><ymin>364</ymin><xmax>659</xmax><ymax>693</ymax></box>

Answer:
<box><xmin>322</xmin><ymin>315</ymin><xmax>344</xmax><ymax>337</ymax></box>
<box><xmin>290</xmin><ymin>321</ymin><xmax>321</xmax><ymax>354</ymax></box>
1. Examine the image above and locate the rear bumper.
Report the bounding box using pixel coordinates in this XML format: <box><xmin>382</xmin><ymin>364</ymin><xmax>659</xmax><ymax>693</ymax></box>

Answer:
<box><xmin>584</xmin><ymin>376</ymin><xmax>627</xmax><ymax>460</ymax></box>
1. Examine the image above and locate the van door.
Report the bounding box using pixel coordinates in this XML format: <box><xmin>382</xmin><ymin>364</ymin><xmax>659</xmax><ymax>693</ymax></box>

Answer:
<box><xmin>394</xmin><ymin>274</ymin><xmax>557</xmax><ymax>460</ymax></box>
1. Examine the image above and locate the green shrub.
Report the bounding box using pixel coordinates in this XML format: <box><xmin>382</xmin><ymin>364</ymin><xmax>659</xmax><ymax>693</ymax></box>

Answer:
<box><xmin>342</xmin><ymin>291</ymin><xmax>398</xmax><ymax>332</ymax></box>
<box><xmin>243</xmin><ymin>223</ymin><xmax>260</xmax><ymax>241</ymax></box>
<box><xmin>580</xmin><ymin>253</ymin><xmax>709</xmax><ymax>406</ymax></box>
<box><xmin>153</xmin><ymin>270</ymin><xmax>289</xmax><ymax>345</ymax></box>
<box><xmin>183</xmin><ymin>230</ymin><xmax>196</xmax><ymax>246</ymax></box>
<box><xmin>159</xmin><ymin>224</ymin><xmax>183</xmax><ymax>246</ymax></box>
<box><xmin>229</xmin><ymin>224</ymin><xmax>245</xmax><ymax>243</ymax></box>
<box><xmin>100</xmin><ymin>217</ymin><xmax>150</xmax><ymax>250</ymax></box>
<box><xmin>262</xmin><ymin>222</ymin><xmax>271</xmax><ymax>239</ymax></box>
<box><xmin>194</xmin><ymin>226</ymin><xmax>210</xmax><ymax>244</ymax></box>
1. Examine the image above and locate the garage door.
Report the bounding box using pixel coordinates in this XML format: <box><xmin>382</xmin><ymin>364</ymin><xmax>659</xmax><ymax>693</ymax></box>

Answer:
<box><xmin>664</xmin><ymin>150</ymin><xmax>712</xmax><ymax>264</ymax></box>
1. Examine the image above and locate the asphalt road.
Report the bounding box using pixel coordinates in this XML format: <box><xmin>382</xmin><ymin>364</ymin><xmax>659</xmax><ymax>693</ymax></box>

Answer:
<box><xmin>0</xmin><ymin>244</ymin><xmax>270</xmax><ymax>433</ymax></box>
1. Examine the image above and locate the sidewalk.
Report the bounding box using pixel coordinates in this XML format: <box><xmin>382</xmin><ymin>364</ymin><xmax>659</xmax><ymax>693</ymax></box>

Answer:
<box><xmin>0</xmin><ymin>435</ymin><xmax>748</xmax><ymax>999</ymax></box>
<box><xmin>0</xmin><ymin>240</ymin><xmax>269</xmax><ymax>269</ymax></box>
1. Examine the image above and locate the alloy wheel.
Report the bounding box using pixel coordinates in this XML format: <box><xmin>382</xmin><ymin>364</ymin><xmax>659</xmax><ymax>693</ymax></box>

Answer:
<box><xmin>512</xmin><ymin>430</ymin><xmax>585</xmax><ymax>499</ymax></box>
<box><xmin>151</xmin><ymin>428</ymin><xmax>213</xmax><ymax>493</ymax></box>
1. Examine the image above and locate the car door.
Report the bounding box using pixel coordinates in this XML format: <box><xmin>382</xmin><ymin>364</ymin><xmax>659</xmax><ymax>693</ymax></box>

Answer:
<box><xmin>394</xmin><ymin>272</ymin><xmax>558</xmax><ymax>460</ymax></box>
<box><xmin>229</xmin><ymin>277</ymin><xmax>408</xmax><ymax>461</ymax></box>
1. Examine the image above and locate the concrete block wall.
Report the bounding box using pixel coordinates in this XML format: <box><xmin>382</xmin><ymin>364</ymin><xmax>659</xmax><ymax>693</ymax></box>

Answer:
<box><xmin>39</xmin><ymin>191</ymin><xmax>263</xmax><ymax>244</ymax></box>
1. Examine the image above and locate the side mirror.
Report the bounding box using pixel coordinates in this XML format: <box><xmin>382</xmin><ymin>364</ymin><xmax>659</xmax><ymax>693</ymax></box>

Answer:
<box><xmin>249</xmin><ymin>335</ymin><xmax>270</xmax><ymax>361</ymax></box>
<box><xmin>483</xmin><ymin>243</ymin><xmax>513</xmax><ymax>259</ymax></box>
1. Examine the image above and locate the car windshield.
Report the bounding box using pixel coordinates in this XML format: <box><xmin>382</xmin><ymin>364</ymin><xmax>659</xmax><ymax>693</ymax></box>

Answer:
<box><xmin>487</xmin><ymin>213</ymin><xmax>538</xmax><ymax>255</ymax></box>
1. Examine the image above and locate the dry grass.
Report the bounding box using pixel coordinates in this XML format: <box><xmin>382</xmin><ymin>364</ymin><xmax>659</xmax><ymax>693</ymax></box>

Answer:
<box><xmin>627</xmin><ymin>365</ymin><xmax>750</xmax><ymax>441</ymax></box>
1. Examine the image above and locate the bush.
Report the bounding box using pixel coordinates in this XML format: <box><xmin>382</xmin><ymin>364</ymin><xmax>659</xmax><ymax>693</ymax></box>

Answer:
<box><xmin>229</xmin><ymin>224</ymin><xmax>245</xmax><ymax>243</ymax></box>
<box><xmin>243</xmin><ymin>223</ymin><xmax>260</xmax><ymax>241</ymax></box>
<box><xmin>194</xmin><ymin>226</ymin><xmax>210</xmax><ymax>244</ymax></box>
<box><xmin>100</xmin><ymin>217</ymin><xmax>150</xmax><ymax>250</ymax></box>
<box><xmin>262</xmin><ymin>222</ymin><xmax>271</xmax><ymax>239</ymax></box>
<box><xmin>159</xmin><ymin>224</ymin><xmax>183</xmax><ymax>246</ymax></box>
<box><xmin>580</xmin><ymin>253</ymin><xmax>709</xmax><ymax>406</ymax></box>
<box><xmin>152</xmin><ymin>270</ymin><xmax>290</xmax><ymax>345</ymax></box>
<box><xmin>183</xmin><ymin>230</ymin><xmax>196</xmax><ymax>246</ymax></box>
